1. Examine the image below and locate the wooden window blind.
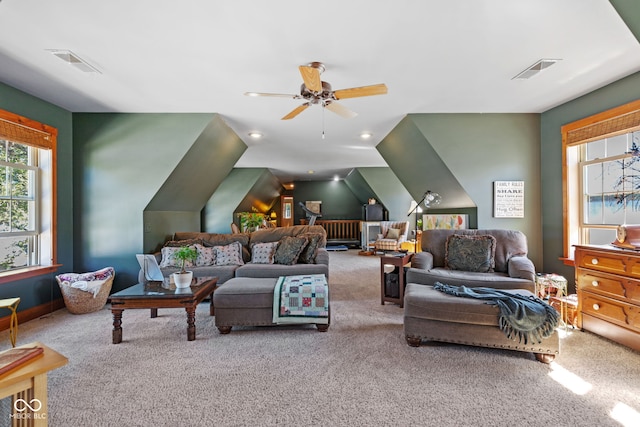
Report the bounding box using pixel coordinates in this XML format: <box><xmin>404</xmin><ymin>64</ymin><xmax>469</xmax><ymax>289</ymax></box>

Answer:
<box><xmin>0</xmin><ymin>109</ymin><xmax>57</xmax><ymax>149</ymax></box>
<box><xmin>562</xmin><ymin>99</ymin><xmax>640</xmax><ymax>146</ymax></box>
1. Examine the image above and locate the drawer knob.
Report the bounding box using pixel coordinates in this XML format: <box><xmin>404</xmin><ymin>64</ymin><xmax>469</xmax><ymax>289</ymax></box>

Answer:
<box><xmin>593</xmin><ymin>303</ymin><xmax>600</xmax><ymax>310</ymax></box>
<box><xmin>591</xmin><ymin>258</ymin><xmax>599</xmax><ymax>265</ymax></box>
<box><xmin>591</xmin><ymin>280</ymin><xmax>599</xmax><ymax>287</ymax></box>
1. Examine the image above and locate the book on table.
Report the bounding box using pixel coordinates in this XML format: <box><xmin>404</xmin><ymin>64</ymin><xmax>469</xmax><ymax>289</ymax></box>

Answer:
<box><xmin>0</xmin><ymin>345</ymin><xmax>44</xmax><ymax>377</ymax></box>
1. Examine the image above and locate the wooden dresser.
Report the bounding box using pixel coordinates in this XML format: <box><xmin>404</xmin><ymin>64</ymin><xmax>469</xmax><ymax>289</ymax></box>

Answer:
<box><xmin>574</xmin><ymin>245</ymin><xmax>640</xmax><ymax>351</ymax></box>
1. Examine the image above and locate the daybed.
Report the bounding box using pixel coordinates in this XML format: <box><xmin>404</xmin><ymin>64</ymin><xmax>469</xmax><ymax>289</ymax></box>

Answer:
<box><xmin>139</xmin><ymin>225</ymin><xmax>329</xmax><ymax>285</ymax></box>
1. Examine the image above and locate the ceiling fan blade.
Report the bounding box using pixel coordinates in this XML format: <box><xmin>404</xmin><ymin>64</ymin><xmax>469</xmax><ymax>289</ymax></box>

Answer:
<box><xmin>325</xmin><ymin>101</ymin><xmax>358</xmax><ymax>119</ymax></box>
<box><xmin>333</xmin><ymin>83</ymin><xmax>388</xmax><ymax>100</ymax></box>
<box><xmin>298</xmin><ymin>65</ymin><xmax>322</xmax><ymax>93</ymax></box>
<box><xmin>244</xmin><ymin>92</ymin><xmax>299</xmax><ymax>98</ymax></box>
<box><xmin>281</xmin><ymin>103</ymin><xmax>310</xmax><ymax>120</ymax></box>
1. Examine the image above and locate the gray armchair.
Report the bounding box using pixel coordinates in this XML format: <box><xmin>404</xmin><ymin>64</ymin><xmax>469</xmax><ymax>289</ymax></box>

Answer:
<box><xmin>406</xmin><ymin>229</ymin><xmax>536</xmax><ymax>292</ymax></box>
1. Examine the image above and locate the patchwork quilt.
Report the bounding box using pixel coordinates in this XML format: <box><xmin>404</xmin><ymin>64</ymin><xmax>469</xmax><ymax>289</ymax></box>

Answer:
<box><xmin>272</xmin><ymin>274</ymin><xmax>329</xmax><ymax>325</ymax></box>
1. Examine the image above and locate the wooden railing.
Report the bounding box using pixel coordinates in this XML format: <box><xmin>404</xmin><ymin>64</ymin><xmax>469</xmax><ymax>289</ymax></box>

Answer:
<box><xmin>300</xmin><ymin>219</ymin><xmax>361</xmax><ymax>244</ymax></box>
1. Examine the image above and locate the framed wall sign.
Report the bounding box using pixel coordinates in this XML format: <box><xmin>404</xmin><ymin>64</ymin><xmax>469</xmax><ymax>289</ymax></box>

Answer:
<box><xmin>494</xmin><ymin>181</ymin><xmax>524</xmax><ymax>218</ymax></box>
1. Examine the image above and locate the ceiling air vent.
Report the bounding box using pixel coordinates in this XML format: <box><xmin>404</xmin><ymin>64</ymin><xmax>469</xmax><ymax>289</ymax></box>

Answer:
<box><xmin>512</xmin><ymin>59</ymin><xmax>560</xmax><ymax>80</ymax></box>
<box><xmin>47</xmin><ymin>49</ymin><xmax>101</xmax><ymax>73</ymax></box>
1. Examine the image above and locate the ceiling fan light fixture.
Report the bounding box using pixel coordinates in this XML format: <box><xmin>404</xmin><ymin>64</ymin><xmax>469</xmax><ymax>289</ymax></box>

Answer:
<box><xmin>512</xmin><ymin>58</ymin><xmax>561</xmax><ymax>80</ymax></box>
<box><xmin>47</xmin><ymin>49</ymin><xmax>101</xmax><ymax>73</ymax></box>
<box><xmin>360</xmin><ymin>132</ymin><xmax>373</xmax><ymax>140</ymax></box>
<box><xmin>248</xmin><ymin>132</ymin><xmax>262</xmax><ymax>139</ymax></box>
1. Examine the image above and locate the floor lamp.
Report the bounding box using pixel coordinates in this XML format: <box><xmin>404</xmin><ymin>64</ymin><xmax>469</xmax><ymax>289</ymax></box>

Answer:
<box><xmin>407</xmin><ymin>191</ymin><xmax>442</xmax><ymax>250</ymax></box>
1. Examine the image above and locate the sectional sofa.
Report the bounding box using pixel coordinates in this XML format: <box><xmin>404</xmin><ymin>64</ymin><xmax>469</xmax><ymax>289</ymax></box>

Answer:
<box><xmin>140</xmin><ymin>225</ymin><xmax>329</xmax><ymax>284</ymax></box>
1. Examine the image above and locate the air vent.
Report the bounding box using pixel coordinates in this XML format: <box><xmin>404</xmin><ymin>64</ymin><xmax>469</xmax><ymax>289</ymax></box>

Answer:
<box><xmin>512</xmin><ymin>59</ymin><xmax>561</xmax><ymax>80</ymax></box>
<box><xmin>47</xmin><ymin>49</ymin><xmax>101</xmax><ymax>73</ymax></box>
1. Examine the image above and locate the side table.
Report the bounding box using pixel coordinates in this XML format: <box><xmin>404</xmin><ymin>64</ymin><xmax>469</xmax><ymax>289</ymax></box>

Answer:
<box><xmin>380</xmin><ymin>253</ymin><xmax>412</xmax><ymax>307</ymax></box>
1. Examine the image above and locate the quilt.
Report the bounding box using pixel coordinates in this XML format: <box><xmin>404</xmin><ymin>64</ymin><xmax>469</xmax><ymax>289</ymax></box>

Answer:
<box><xmin>272</xmin><ymin>274</ymin><xmax>329</xmax><ymax>325</ymax></box>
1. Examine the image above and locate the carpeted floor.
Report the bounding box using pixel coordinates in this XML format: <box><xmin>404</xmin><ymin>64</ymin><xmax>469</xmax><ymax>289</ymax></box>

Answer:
<box><xmin>2</xmin><ymin>250</ymin><xmax>639</xmax><ymax>426</ymax></box>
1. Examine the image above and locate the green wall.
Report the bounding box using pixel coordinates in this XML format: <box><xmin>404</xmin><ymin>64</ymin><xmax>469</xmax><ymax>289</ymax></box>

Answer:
<box><xmin>540</xmin><ymin>71</ymin><xmax>640</xmax><ymax>290</ymax></box>
<box><xmin>356</xmin><ymin>167</ymin><xmax>412</xmax><ymax>222</ymax></box>
<box><xmin>0</xmin><ymin>83</ymin><xmax>74</xmax><ymax>311</ymax></box>
<box><xmin>72</xmin><ymin>113</ymin><xmax>246</xmax><ymax>291</ymax></box>
<box><xmin>378</xmin><ymin>113</ymin><xmax>542</xmax><ymax>268</ymax></box>
<box><xmin>293</xmin><ymin>181</ymin><xmax>363</xmax><ymax>223</ymax></box>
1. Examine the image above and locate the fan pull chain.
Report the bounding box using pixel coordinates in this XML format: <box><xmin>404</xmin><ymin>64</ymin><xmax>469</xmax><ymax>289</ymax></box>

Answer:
<box><xmin>322</xmin><ymin>104</ymin><xmax>325</xmax><ymax>139</ymax></box>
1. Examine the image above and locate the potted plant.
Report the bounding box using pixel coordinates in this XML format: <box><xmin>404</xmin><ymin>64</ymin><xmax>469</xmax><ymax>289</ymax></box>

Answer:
<box><xmin>172</xmin><ymin>246</ymin><xmax>197</xmax><ymax>288</ymax></box>
<box><xmin>238</xmin><ymin>211</ymin><xmax>265</xmax><ymax>232</ymax></box>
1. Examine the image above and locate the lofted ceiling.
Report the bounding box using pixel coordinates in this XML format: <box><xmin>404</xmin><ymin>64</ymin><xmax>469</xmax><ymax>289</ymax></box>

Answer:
<box><xmin>0</xmin><ymin>1</ymin><xmax>639</xmax><ymax>183</ymax></box>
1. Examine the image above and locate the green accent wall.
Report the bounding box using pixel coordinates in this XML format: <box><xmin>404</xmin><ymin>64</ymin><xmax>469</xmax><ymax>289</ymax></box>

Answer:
<box><xmin>293</xmin><ymin>181</ymin><xmax>363</xmax><ymax>223</ymax></box>
<box><xmin>355</xmin><ymin>167</ymin><xmax>412</xmax><ymax>222</ymax></box>
<box><xmin>378</xmin><ymin>114</ymin><xmax>542</xmax><ymax>268</ymax></box>
<box><xmin>73</xmin><ymin>113</ymin><xmax>247</xmax><ymax>291</ymax></box>
<box><xmin>0</xmin><ymin>82</ymin><xmax>74</xmax><ymax>311</ymax></box>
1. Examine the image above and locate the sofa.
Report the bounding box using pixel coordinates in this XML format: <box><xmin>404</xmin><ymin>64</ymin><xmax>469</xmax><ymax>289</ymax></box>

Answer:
<box><xmin>406</xmin><ymin>229</ymin><xmax>536</xmax><ymax>292</ymax></box>
<box><xmin>140</xmin><ymin>225</ymin><xmax>329</xmax><ymax>285</ymax></box>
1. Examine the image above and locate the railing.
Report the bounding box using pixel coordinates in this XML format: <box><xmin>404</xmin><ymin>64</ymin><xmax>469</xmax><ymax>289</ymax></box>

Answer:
<box><xmin>300</xmin><ymin>219</ymin><xmax>362</xmax><ymax>244</ymax></box>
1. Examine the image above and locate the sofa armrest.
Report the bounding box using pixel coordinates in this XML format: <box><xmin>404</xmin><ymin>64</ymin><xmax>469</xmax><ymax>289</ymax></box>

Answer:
<box><xmin>410</xmin><ymin>252</ymin><xmax>434</xmax><ymax>270</ymax></box>
<box><xmin>508</xmin><ymin>256</ymin><xmax>536</xmax><ymax>282</ymax></box>
<box><xmin>314</xmin><ymin>248</ymin><xmax>329</xmax><ymax>266</ymax></box>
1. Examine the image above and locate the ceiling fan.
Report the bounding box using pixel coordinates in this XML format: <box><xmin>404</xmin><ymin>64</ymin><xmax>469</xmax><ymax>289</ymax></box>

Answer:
<box><xmin>244</xmin><ymin>62</ymin><xmax>388</xmax><ymax>120</ymax></box>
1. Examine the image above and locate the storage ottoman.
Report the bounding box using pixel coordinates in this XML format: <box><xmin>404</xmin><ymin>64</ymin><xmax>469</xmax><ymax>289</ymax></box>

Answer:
<box><xmin>403</xmin><ymin>283</ymin><xmax>560</xmax><ymax>363</ymax></box>
<box><xmin>213</xmin><ymin>277</ymin><xmax>330</xmax><ymax>333</ymax></box>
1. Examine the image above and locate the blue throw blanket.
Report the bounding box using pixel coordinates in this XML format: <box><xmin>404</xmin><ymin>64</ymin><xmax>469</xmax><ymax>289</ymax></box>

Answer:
<box><xmin>433</xmin><ymin>282</ymin><xmax>559</xmax><ymax>345</ymax></box>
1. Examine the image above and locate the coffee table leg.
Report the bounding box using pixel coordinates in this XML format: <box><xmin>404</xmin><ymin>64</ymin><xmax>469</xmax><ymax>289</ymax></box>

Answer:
<box><xmin>150</xmin><ymin>308</ymin><xmax>158</xmax><ymax>318</ymax></box>
<box><xmin>209</xmin><ymin>292</ymin><xmax>215</xmax><ymax>316</ymax></box>
<box><xmin>186</xmin><ymin>307</ymin><xmax>196</xmax><ymax>341</ymax></box>
<box><xmin>112</xmin><ymin>309</ymin><xmax>123</xmax><ymax>344</ymax></box>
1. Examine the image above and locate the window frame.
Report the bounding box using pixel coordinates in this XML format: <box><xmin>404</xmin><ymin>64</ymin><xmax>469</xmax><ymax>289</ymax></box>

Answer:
<box><xmin>0</xmin><ymin>109</ymin><xmax>58</xmax><ymax>283</ymax></box>
<box><xmin>561</xmin><ymin>99</ymin><xmax>640</xmax><ymax>262</ymax></box>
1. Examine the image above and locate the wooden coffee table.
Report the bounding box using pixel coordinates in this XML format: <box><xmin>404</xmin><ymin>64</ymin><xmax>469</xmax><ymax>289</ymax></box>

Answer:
<box><xmin>110</xmin><ymin>276</ymin><xmax>218</xmax><ymax>344</ymax></box>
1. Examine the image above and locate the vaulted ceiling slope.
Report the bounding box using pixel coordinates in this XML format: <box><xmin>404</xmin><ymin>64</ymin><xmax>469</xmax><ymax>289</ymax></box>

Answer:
<box><xmin>0</xmin><ymin>1</ymin><xmax>639</xmax><ymax>182</ymax></box>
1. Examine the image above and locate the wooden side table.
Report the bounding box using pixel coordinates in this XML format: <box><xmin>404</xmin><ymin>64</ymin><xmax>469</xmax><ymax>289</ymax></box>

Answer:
<box><xmin>0</xmin><ymin>342</ymin><xmax>68</xmax><ymax>427</ymax></box>
<box><xmin>380</xmin><ymin>253</ymin><xmax>412</xmax><ymax>307</ymax></box>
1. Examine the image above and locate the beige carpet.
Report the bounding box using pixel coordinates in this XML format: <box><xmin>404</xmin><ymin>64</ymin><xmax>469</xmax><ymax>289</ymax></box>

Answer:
<box><xmin>2</xmin><ymin>250</ymin><xmax>640</xmax><ymax>427</ymax></box>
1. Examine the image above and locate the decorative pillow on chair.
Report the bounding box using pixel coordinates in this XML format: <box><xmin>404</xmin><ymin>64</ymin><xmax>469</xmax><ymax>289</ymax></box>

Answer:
<box><xmin>298</xmin><ymin>233</ymin><xmax>323</xmax><ymax>264</ymax></box>
<box><xmin>274</xmin><ymin>236</ymin><xmax>308</xmax><ymax>265</ymax></box>
<box><xmin>386</xmin><ymin>228</ymin><xmax>401</xmax><ymax>240</ymax></box>
<box><xmin>194</xmin><ymin>243</ymin><xmax>216</xmax><ymax>267</ymax></box>
<box><xmin>250</xmin><ymin>241</ymin><xmax>279</xmax><ymax>264</ymax></box>
<box><xmin>445</xmin><ymin>234</ymin><xmax>496</xmax><ymax>273</ymax></box>
<box><xmin>159</xmin><ymin>246</ymin><xmax>197</xmax><ymax>268</ymax></box>
<box><xmin>215</xmin><ymin>241</ymin><xmax>245</xmax><ymax>266</ymax></box>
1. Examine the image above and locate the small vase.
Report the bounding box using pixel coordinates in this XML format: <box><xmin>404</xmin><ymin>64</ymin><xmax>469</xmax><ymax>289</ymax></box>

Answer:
<box><xmin>173</xmin><ymin>271</ymin><xmax>193</xmax><ymax>288</ymax></box>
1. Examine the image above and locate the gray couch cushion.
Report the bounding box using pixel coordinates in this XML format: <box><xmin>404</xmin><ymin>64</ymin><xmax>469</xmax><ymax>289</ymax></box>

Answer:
<box><xmin>406</xmin><ymin>267</ymin><xmax>535</xmax><ymax>292</ymax></box>
<box><xmin>235</xmin><ymin>262</ymin><xmax>329</xmax><ymax>279</ymax></box>
<box><xmin>214</xmin><ymin>277</ymin><xmax>277</xmax><ymax>308</ymax></box>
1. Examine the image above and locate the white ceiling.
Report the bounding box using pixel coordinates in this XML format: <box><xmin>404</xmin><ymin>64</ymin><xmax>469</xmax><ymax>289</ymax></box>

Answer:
<box><xmin>1</xmin><ymin>0</ymin><xmax>639</xmax><ymax>182</ymax></box>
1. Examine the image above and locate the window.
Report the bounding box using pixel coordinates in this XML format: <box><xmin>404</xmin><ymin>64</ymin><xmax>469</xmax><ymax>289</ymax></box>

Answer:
<box><xmin>0</xmin><ymin>109</ymin><xmax>57</xmax><ymax>279</ymax></box>
<box><xmin>562</xmin><ymin>99</ymin><xmax>640</xmax><ymax>260</ymax></box>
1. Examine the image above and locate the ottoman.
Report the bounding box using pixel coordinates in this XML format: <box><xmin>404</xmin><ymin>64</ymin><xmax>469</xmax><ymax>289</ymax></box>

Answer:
<box><xmin>403</xmin><ymin>283</ymin><xmax>560</xmax><ymax>363</ymax></box>
<box><xmin>213</xmin><ymin>277</ymin><xmax>330</xmax><ymax>334</ymax></box>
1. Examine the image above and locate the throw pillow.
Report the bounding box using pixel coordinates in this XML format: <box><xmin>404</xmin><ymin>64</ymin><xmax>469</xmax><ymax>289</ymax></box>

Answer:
<box><xmin>250</xmin><ymin>241</ymin><xmax>279</xmax><ymax>264</ymax></box>
<box><xmin>445</xmin><ymin>234</ymin><xmax>496</xmax><ymax>273</ymax></box>
<box><xmin>159</xmin><ymin>246</ymin><xmax>196</xmax><ymax>269</ymax></box>
<box><xmin>194</xmin><ymin>243</ymin><xmax>216</xmax><ymax>267</ymax></box>
<box><xmin>298</xmin><ymin>233</ymin><xmax>323</xmax><ymax>264</ymax></box>
<box><xmin>274</xmin><ymin>236</ymin><xmax>308</xmax><ymax>265</ymax></box>
<box><xmin>215</xmin><ymin>241</ymin><xmax>245</xmax><ymax>266</ymax></box>
<box><xmin>386</xmin><ymin>228</ymin><xmax>401</xmax><ymax>240</ymax></box>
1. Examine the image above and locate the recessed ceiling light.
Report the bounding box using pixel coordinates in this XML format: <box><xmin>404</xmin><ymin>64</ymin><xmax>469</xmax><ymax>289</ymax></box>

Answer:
<box><xmin>46</xmin><ymin>49</ymin><xmax>101</xmax><ymax>73</ymax></box>
<box><xmin>360</xmin><ymin>132</ymin><xmax>373</xmax><ymax>139</ymax></box>
<box><xmin>308</xmin><ymin>170</ymin><xmax>314</xmax><ymax>174</ymax></box>
<box><xmin>512</xmin><ymin>59</ymin><xmax>561</xmax><ymax>80</ymax></box>
<box><xmin>333</xmin><ymin>176</ymin><xmax>340</xmax><ymax>181</ymax></box>
<box><xmin>248</xmin><ymin>132</ymin><xmax>262</xmax><ymax>138</ymax></box>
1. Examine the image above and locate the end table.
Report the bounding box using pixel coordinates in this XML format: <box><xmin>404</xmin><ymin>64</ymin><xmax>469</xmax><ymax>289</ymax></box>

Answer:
<box><xmin>380</xmin><ymin>253</ymin><xmax>412</xmax><ymax>307</ymax></box>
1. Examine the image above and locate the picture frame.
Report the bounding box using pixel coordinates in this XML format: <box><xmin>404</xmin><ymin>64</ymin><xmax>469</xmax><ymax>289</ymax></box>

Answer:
<box><xmin>494</xmin><ymin>181</ymin><xmax>525</xmax><ymax>218</ymax></box>
<box><xmin>423</xmin><ymin>214</ymin><xmax>468</xmax><ymax>230</ymax></box>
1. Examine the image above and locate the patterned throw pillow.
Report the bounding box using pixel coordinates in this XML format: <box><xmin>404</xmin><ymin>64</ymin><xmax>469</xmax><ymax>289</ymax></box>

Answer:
<box><xmin>298</xmin><ymin>233</ymin><xmax>323</xmax><ymax>264</ymax></box>
<box><xmin>274</xmin><ymin>236</ymin><xmax>308</xmax><ymax>265</ymax></box>
<box><xmin>214</xmin><ymin>241</ymin><xmax>245</xmax><ymax>266</ymax></box>
<box><xmin>194</xmin><ymin>243</ymin><xmax>216</xmax><ymax>267</ymax></box>
<box><xmin>445</xmin><ymin>234</ymin><xmax>496</xmax><ymax>273</ymax></box>
<box><xmin>250</xmin><ymin>241</ymin><xmax>279</xmax><ymax>264</ymax></box>
<box><xmin>159</xmin><ymin>246</ymin><xmax>196</xmax><ymax>268</ymax></box>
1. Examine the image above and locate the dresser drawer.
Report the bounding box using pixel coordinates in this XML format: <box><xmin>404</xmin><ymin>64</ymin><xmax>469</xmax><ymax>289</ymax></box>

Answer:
<box><xmin>575</xmin><ymin>249</ymin><xmax>627</xmax><ymax>275</ymax></box>
<box><xmin>577</xmin><ymin>268</ymin><xmax>640</xmax><ymax>304</ymax></box>
<box><xmin>581</xmin><ymin>293</ymin><xmax>640</xmax><ymax>333</ymax></box>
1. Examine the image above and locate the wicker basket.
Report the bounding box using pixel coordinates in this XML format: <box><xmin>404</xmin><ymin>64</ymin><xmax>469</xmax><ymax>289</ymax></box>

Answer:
<box><xmin>56</xmin><ymin>267</ymin><xmax>115</xmax><ymax>314</ymax></box>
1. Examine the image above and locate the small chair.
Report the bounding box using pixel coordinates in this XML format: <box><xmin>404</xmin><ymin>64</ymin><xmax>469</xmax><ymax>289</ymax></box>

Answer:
<box><xmin>0</xmin><ymin>297</ymin><xmax>20</xmax><ymax>347</ymax></box>
<box><xmin>374</xmin><ymin>221</ymin><xmax>410</xmax><ymax>252</ymax></box>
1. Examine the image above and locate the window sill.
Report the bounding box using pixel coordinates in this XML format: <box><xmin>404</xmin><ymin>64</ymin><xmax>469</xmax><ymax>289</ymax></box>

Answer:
<box><xmin>559</xmin><ymin>257</ymin><xmax>575</xmax><ymax>267</ymax></box>
<box><xmin>0</xmin><ymin>264</ymin><xmax>62</xmax><ymax>284</ymax></box>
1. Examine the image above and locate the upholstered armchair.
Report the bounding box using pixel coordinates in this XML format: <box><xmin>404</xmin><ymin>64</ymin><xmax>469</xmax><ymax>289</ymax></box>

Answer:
<box><xmin>374</xmin><ymin>221</ymin><xmax>410</xmax><ymax>252</ymax></box>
